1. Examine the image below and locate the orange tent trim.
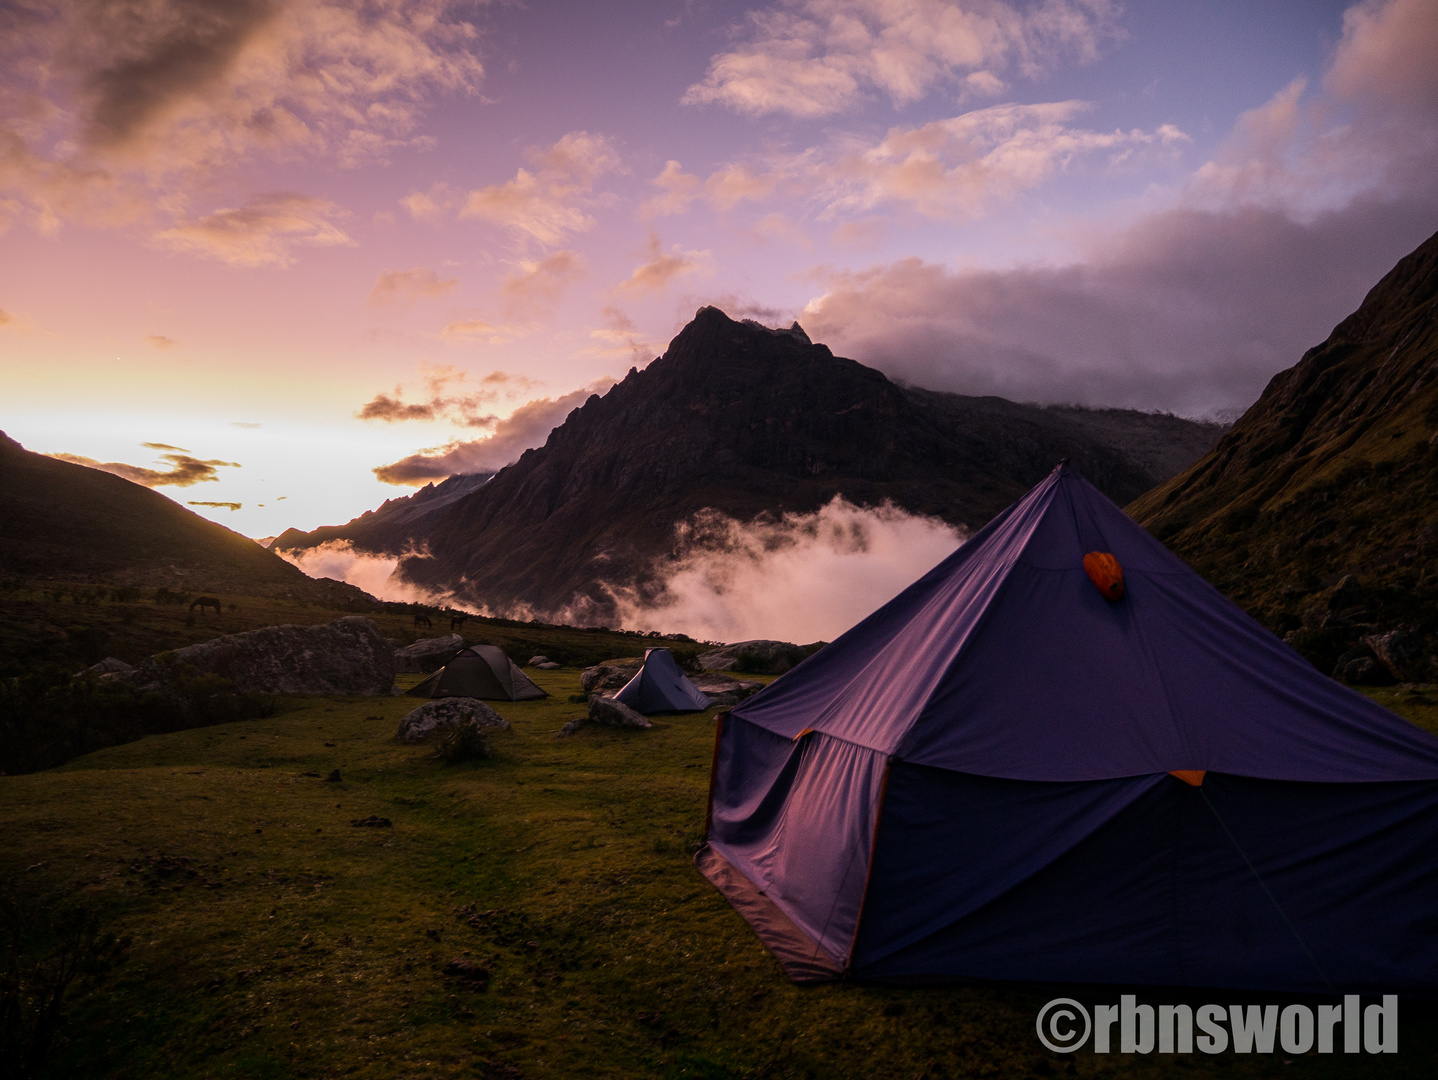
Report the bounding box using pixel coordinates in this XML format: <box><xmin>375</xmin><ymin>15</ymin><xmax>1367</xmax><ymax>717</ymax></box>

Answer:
<box><xmin>1169</xmin><ymin>769</ymin><xmax>1207</xmax><ymax>787</ymax></box>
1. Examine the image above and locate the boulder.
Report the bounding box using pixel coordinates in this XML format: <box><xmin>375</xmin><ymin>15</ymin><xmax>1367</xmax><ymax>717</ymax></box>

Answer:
<box><xmin>132</xmin><ymin>616</ymin><xmax>396</xmax><ymax>695</ymax></box>
<box><xmin>395</xmin><ymin>633</ymin><xmax>464</xmax><ymax>673</ymax></box>
<box><xmin>697</xmin><ymin>639</ymin><xmax>810</xmax><ymax>674</ymax></box>
<box><xmin>535</xmin><ymin>661</ymin><xmax>561</xmax><ymax>670</ymax></box>
<box><xmin>588</xmin><ymin>693</ymin><xmax>652</xmax><ymax>729</ymax></box>
<box><xmin>528</xmin><ymin>655</ymin><xmax>562</xmax><ymax>670</ymax></box>
<box><xmin>690</xmin><ymin>674</ymin><xmax>765</xmax><ymax>709</ymax></box>
<box><xmin>580</xmin><ymin>657</ymin><xmax>644</xmax><ymax>692</ymax></box>
<box><xmin>396</xmin><ymin>697</ymin><xmax>511</xmax><ymax>745</ymax></box>
<box><xmin>1364</xmin><ymin>628</ymin><xmax>1426</xmax><ymax>681</ymax></box>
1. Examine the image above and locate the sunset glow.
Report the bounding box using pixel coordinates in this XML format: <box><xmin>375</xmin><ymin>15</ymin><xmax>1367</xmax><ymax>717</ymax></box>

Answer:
<box><xmin>4</xmin><ymin>0</ymin><xmax>1436</xmax><ymax>538</ymax></box>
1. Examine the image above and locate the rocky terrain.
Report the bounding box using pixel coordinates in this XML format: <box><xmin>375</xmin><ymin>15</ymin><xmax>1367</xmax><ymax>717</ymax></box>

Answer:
<box><xmin>1131</xmin><ymin>228</ymin><xmax>1438</xmax><ymax>680</ymax></box>
<box><xmin>292</xmin><ymin>308</ymin><xmax>1222</xmax><ymax>619</ymax></box>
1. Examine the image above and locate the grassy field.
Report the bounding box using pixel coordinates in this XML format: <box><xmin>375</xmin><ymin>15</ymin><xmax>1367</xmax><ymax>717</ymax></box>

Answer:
<box><xmin>4</xmin><ymin>672</ymin><xmax>1438</xmax><ymax>1078</ymax></box>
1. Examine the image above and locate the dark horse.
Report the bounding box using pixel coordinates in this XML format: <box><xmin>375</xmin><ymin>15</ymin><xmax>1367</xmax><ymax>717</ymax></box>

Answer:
<box><xmin>449</xmin><ymin>613</ymin><xmax>468</xmax><ymax>632</ymax></box>
<box><xmin>414</xmin><ymin>613</ymin><xmax>432</xmax><ymax>630</ymax></box>
<box><xmin>190</xmin><ymin>596</ymin><xmax>222</xmax><ymax>614</ymax></box>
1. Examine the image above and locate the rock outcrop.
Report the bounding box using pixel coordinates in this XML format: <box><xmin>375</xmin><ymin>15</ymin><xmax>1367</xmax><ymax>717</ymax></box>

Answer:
<box><xmin>580</xmin><ymin>658</ymin><xmax>644</xmax><ymax>692</ymax></box>
<box><xmin>587</xmin><ymin>694</ymin><xmax>652</xmax><ymax>729</ymax></box>
<box><xmin>697</xmin><ymin>640</ymin><xmax>811</xmax><ymax>674</ymax></box>
<box><xmin>395</xmin><ymin>698</ymin><xmax>511</xmax><ymax>744</ymax></box>
<box><xmin>77</xmin><ymin>656</ymin><xmax>136</xmax><ymax>679</ymax></box>
<box><xmin>395</xmin><ymin>634</ymin><xmax>463</xmax><ymax>673</ymax></box>
<box><xmin>690</xmin><ymin>674</ymin><xmax>765</xmax><ymax>708</ymax></box>
<box><xmin>132</xmin><ymin>616</ymin><xmax>396</xmax><ymax>695</ymax></box>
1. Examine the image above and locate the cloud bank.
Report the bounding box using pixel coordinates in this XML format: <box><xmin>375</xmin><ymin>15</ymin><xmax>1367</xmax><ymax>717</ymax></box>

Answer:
<box><xmin>374</xmin><ymin>379</ymin><xmax>617</xmax><ymax>485</ymax></box>
<box><xmin>278</xmin><ymin>540</ymin><xmax>450</xmax><ymax>605</ymax></box>
<box><xmin>598</xmin><ymin>497</ymin><xmax>965</xmax><ymax>643</ymax></box>
<box><xmin>154</xmin><ymin>192</ymin><xmax>353</xmax><ymax>267</ymax></box>
<box><xmin>52</xmin><ymin>447</ymin><xmax>241</xmax><ymax>487</ymax></box>
<box><xmin>369</xmin><ymin>267</ymin><xmax>459</xmax><ymax>307</ymax></box>
<box><xmin>684</xmin><ymin>0</ymin><xmax>1121</xmax><ymax>118</ymax></box>
<box><xmin>802</xmin><ymin>0</ymin><xmax>1438</xmax><ymax>416</ymax></box>
<box><xmin>357</xmin><ymin>367</ymin><xmax>536</xmax><ymax>428</ymax></box>
<box><xmin>1</xmin><ymin>0</ymin><xmax>484</xmax><ymax>239</ymax></box>
<box><xmin>406</xmin><ymin>131</ymin><xmax>622</xmax><ymax>250</ymax></box>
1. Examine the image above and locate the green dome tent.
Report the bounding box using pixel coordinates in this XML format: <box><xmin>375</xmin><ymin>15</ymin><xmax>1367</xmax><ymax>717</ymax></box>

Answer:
<box><xmin>407</xmin><ymin>644</ymin><xmax>547</xmax><ymax>702</ymax></box>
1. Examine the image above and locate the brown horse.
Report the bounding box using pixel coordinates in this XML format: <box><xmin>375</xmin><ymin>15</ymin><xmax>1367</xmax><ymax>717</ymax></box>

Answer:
<box><xmin>449</xmin><ymin>613</ymin><xmax>468</xmax><ymax>632</ymax></box>
<box><xmin>414</xmin><ymin>613</ymin><xmax>432</xmax><ymax>630</ymax></box>
<box><xmin>190</xmin><ymin>596</ymin><xmax>222</xmax><ymax>614</ymax></box>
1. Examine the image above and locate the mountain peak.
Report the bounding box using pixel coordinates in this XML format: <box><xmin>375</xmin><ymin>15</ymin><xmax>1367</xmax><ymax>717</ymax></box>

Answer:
<box><xmin>390</xmin><ymin>309</ymin><xmax>1222</xmax><ymax>619</ymax></box>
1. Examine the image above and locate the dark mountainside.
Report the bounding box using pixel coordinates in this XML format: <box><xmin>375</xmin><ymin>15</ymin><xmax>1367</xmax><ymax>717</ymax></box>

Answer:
<box><xmin>381</xmin><ymin>307</ymin><xmax>1223</xmax><ymax>619</ymax></box>
<box><xmin>273</xmin><ymin>470</ymin><xmax>492</xmax><ymax>557</ymax></box>
<box><xmin>1131</xmin><ymin>227</ymin><xmax>1438</xmax><ymax>681</ymax></box>
<box><xmin>0</xmin><ymin>432</ymin><xmax>374</xmax><ymax>607</ymax></box>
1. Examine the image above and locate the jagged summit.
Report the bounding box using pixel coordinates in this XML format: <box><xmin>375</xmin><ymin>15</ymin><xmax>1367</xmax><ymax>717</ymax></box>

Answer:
<box><xmin>380</xmin><ymin>306</ymin><xmax>1221</xmax><ymax>619</ymax></box>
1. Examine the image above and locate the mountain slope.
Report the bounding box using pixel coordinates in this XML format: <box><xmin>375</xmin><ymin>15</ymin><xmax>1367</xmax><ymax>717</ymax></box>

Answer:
<box><xmin>274</xmin><ymin>471</ymin><xmax>492</xmax><ymax>557</ymax></box>
<box><xmin>393</xmin><ymin>307</ymin><xmax>1223</xmax><ymax>618</ymax></box>
<box><xmin>0</xmin><ymin>432</ymin><xmax>374</xmax><ymax>605</ymax></box>
<box><xmin>1130</xmin><ymin>227</ymin><xmax>1438</xmax><ymax>674</ymax></box>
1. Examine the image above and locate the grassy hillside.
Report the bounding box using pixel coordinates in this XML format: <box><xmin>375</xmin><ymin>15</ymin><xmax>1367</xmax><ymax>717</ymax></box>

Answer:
<box><xmin>0</xmin><ymin>579</ymin><xmax>707</xmax><ymax>678</ymax></box>
<box><xmin>1131</xmin><ymin>229</ymin><xmax>1438</xmax><ymax>675</ymax></box>
<box><xmin>0</xmin><ymin>433</ymin><xmax>341</xmax><ymax>598</ymax></box>
<box><xmin>4</xmin><ymin>676</ymin><xmax>1436</xmax><ymax>1078</ymax></box>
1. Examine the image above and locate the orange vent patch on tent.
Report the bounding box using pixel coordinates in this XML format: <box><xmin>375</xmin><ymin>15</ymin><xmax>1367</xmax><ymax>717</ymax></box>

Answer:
<box><xmin>1083</xmin><ymin>551</ymin><xmax>1124</xmax><ymax>601</ymax></box>
<box><xmin>1169</xmin><ymin>770</ymin><xmax>1207</xmax><ymax>787</ymax></box>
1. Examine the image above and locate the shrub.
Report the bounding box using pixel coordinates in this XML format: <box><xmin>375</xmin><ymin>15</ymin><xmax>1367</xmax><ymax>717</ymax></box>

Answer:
<box><xmin>0</xmin><ymin>882</ymin><xmax>130</xmax><ymax>1079</ymax></box>
<box><xmin>431</xmin><ymin>724</ymin><xmax>493</xmax><ymax>765</ymax></box>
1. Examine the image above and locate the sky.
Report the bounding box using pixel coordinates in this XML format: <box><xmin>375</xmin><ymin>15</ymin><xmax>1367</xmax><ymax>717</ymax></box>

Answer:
<box><xmin>2</xmin><ymin>0</ymin><xmax>1436</xmax><ymax>542</ymax></box>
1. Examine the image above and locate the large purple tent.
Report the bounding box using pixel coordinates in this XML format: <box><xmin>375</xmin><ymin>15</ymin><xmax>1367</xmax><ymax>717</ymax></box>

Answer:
<box><xmin>697</xmin><ymin>463</ymin><xmax>1438</xmax><ymax>991</ymax></box>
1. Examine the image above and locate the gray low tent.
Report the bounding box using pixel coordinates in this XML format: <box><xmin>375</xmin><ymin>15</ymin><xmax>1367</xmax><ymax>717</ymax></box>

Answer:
<box><xmin>614</xmin><ymin>648</ymin><xmax>711</xmax><ymax>714</ymax></box>
<box><xmin>407</xmin><ymin>644</ymin><xmax>547</xmax><ymax>701</ymax></box>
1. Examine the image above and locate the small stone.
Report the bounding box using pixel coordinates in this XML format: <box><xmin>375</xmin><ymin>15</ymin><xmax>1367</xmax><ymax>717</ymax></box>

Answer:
<box><xmin>350</xmin><ymin>815</ymin><xmax>392</xmax><ymax>828</ymax></box>
<box><xmin>325</xmin><ymin>769</ymin><xmax>342</xmax><ymax>782</ymax></box>
<box><xmin>556</xmin><ymin>717</ymin><xmax>586</xmax><ymax>737</ymax></box>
